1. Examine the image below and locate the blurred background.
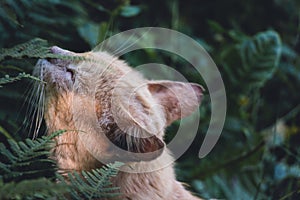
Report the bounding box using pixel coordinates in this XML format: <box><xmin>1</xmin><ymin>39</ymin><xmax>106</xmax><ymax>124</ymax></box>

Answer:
<box><xmin>0</xmin><ymin>0</ymin><xmax>300</xmax><ymax>199</ymax></box>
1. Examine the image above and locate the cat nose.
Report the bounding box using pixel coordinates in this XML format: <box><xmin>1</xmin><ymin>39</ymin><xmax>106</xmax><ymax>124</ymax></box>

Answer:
<box><xmin>47</xmin><ymin>46</ymin><xmax>74</xmax><ymax>65</ymax></box>
<box><xmin>50</xmin><ymin>46</ymin><xmax>72</xmax><ymax>56</ymax></box>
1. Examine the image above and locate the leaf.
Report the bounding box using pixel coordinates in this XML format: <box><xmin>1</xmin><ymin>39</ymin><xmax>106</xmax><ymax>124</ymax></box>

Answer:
<box><xmin>239</xmin><ymin>30</ymin><xmax>282</xmax><ymax>88</ymax></box>
<box><xmin>120</xmin><ymin>5</ymin><xmax>141</xmax><ymax>17</ymax></box>
<box><xmin>0</xmin><ymin>72</ymin><xmax>43</xmax><ymax>88</ymax></box>
<box><xmin>0</xmin><ymin>124</ymin><xmax>13</xmax><ymax>139</ymax></box>
<box><xmin>207</xmin><ymin>20</ymin><xmax>225</xmax><ymax>33</ymax></box>
<box><xmin>0</xmin><ymin>131</ymin><xmax>65</xmax><ymax>180</ymax></box>
<box><xmin>78</xmin><ymin>22</ymin><xmax>100</xmax><ymax>48</ymax></box>
<box><xmin>0</xmin><ymin>38</ymin><xmax>85</xmax><ymax>62</ymax></box>
<box><xmin>62</xmin><ymin>162</ymin><xmax>123</xmax><ymax>199</ymax></box>
<box><xmin>0</xmin><ymin>178</ymin><xmax>67</xmax><ymax>199</ymax></box>
<box><xmin>0</xmin><ymin>1</ymin><xmax>21</xmax><ymax>26</ymax></box>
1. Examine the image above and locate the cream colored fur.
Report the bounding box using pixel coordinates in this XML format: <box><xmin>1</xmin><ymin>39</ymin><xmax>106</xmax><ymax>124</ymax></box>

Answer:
<box><xmin>35</xmin><ymin>47</ymin><xmax>203</xmax><ymax>200</ymax></box>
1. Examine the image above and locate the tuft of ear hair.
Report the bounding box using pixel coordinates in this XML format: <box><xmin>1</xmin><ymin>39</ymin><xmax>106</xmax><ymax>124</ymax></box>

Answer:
<box><xmin>148</xmin><ymin>81</ymin><xmax>204</xmax><ymax>125</ymax></box>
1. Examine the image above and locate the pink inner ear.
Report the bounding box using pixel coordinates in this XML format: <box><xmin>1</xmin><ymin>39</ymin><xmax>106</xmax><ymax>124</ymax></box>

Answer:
<box><xmin>148</xmin><ymin>81</ymin><xmax>204</xmax><ymax>125</ymax></box>
<box><xmin>191</xmin><ymin>83</ymin><xmax>205</xmax><ymax>103</ymax></box>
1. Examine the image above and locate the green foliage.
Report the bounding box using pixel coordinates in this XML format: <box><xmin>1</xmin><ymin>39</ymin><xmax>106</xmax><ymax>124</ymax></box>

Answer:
<box><xmin>0</xmin><ymin>131</ymin><xmax>123</xmax><ymax>200</ymax></box>
<box><xmin>0</xmin><ymin>178</ymin><xmax>67</xmax><ymax>200</ymax></box>
<box><xmin>58</xmin><ymin>162</ymin><xmax>123</xmax><ymax>200</ymax></box>
<box><xmin>0</xmin><ymin>131</ymin><xmax>65</xmax><ymax>199</ymax></box>
<box><xmin>239</xmin><ymin>31</ymin><xmax>281</xmax><ymax>88</ymax></box>
<box><xmin>0</xmin><ymin>72</ymin><xmax>41</xmax><ymax>88</ymax></box>
<box><xmin>0</xmin><ymin>38</ymin><xmax>85</xmax><ymax>63</ymax></box>
<box><xmin>0</xmin><ymin>130</ymin><xmax>64</xmax><ymax>182</ymax></box>
<box><xmin>222</xmin><ymin>30</ymin><xmax>282</xmax><ymax>90</ymax></box>
<box><xmin>0</xmin><ymin>38</ymin><xmax>49</xmax><ymax>62</ymax></box>
<box><xmin>0</xmin><ymin>0</ymin><xmax>300</xmax><ymax>199</ymax></box>
<box><xmin>120</xmin><ymin>5</ymin><xmax>141</xmax><ymax>18</ymax></box>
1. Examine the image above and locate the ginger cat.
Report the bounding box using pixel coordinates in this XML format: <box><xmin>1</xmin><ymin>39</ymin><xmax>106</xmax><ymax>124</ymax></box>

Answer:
<box><xmin>34</xmin><ymin>46</ymin><xmax>203</xmax><ymax>200</ymax></box>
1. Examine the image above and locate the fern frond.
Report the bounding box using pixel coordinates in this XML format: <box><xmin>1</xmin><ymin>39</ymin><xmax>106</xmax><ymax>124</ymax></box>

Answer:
<box><xmin>0</xmin><ymin>38</ymin><xmax>48</xmax><ymax>61</ymax></box>
<box><xmin>58</xmin><ymin>162</ymin><xmax>123</xmax><ymax>200</ymax></box>
<box><xmin>0</xmin><ymin>38</ymin><xmax>85</xmax><ymax>62</ymax></box>
<box><xmin>0</xmin><ymin>130</ymin><xmax>65</xmax><ymax>181</ymax></box>
<box><xmin>222</xmin><ymin>30</ymin><xmax>282</xmax><ymax>91</ymax></box>
<box><xmin>0</xmin><ymin>178</ymin><xmax>67</xmax><ymax>200</ymax></box>
<box><xmin>239</xmin><ymin>30</ymin><xmax>282</xmax><ymax>88</ymax></box>
<box><xmin>0</xmin><ymin>72</ymin><xmax>43</xmax><ymax>87</ymax></box>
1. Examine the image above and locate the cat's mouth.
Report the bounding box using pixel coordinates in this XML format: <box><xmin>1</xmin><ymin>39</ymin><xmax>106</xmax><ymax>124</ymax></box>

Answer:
<box><xmin>45</xmin><ymin>57</ymin><xmax>76</xmax><ymax>82</ymax></box>
<box><xmin>34</xmin><ymin>47</ymin><xmax>78</xmax><ymax>90</ymax></box>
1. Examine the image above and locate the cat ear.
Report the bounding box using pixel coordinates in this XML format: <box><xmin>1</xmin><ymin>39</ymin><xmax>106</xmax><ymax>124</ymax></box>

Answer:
<box><xmin>148</xmin><ymin>81</ymin><xmax>204</xmax><ymax>125</ymax></box>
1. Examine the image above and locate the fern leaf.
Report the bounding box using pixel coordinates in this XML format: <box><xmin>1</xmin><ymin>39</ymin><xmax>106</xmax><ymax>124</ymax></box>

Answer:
<box><xmin>59</xmin><ymin>162</ymin><xmax>123</xmax><ymax>199</ymax></box>
<box><xmin>0</xmin><ymin>130</ymin><xmax>65</xmax><ymax>181</ymax></box>
<box><xmin>5</xmin><ymin>134</ymin><xmax>53</xmax><ymax>163</ymax></box>
<box><xmin>0</xmin><ymin>124</ymin><xmax>13</xmax><ymax>139</ymax></box>
<box><xmin>0</xmin><ymin>38</ymin><xmax>48</xmax><ymax>61</ymax></box>
<box><xmin>0</xmin><ymin>72</ymin><xmax>42</xmax><ymax>87</ymax></box>
<box><xmin>0</xmin><ymin>143</ymin><xmax>17</xmax><ymax>162</ymax></box>
<box><xmin>239</xmin><ymin>30</ymin><xmax>282</xmax><ymax>88</ymax></box>
<box><xmin>0</xmin><ymin>178</ymin><xmax>67</xmax><ymax>200</ymax></box>
<box><xmin>0</xmin><ymin>1</ymin><xmax>21</xmax><ymax>26</ymax></box>
<box><xmin>222</xmin><ymin>30</ymin><xmax>282</xmax><ymax>92</ymax></box>
<box><xmin>0</xmin><ymin>38</ymin><xmax>85</xmax><ymax>62</ymax></box>
<box><xmin>0</xmin><ymin>162</ymin><xmax>10</xmax><ymax>174</ymax></box>
<box><xmin>81</xmin><ymin>171</ymin><xmax>97</xmax><ymax>186</ymax></box>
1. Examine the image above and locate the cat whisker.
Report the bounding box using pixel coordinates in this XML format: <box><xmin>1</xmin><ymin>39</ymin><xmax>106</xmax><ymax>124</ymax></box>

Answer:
<box><xmin>111</xmin><ymin>27</ymin><xmax>153</xmax><ymax>57</ymax></box>
<box><xmin>97</xmin><ymin>14</ymin><xmax>116</xmax><ymax>52</ymax></box>
<box><xmin>33</xmin><ymin>83</ymin><xmax>45</xmax><ymax>139</ymax></box>
<box><xmin>110</xmin><ymin>31</ymin><xmax>139</xmax><ymax>57</ymax></box>
<box><xmin>23</xmin><ymin>66</ymin><xmax>46</xmax><ymax>139</ymax></box>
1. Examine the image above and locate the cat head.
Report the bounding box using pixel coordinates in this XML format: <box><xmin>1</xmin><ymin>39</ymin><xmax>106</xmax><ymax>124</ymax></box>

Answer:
<box><xmin>34</xmin><ymin>46</ymin><xmax>203</xmax><ymax>163</ymax></box>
